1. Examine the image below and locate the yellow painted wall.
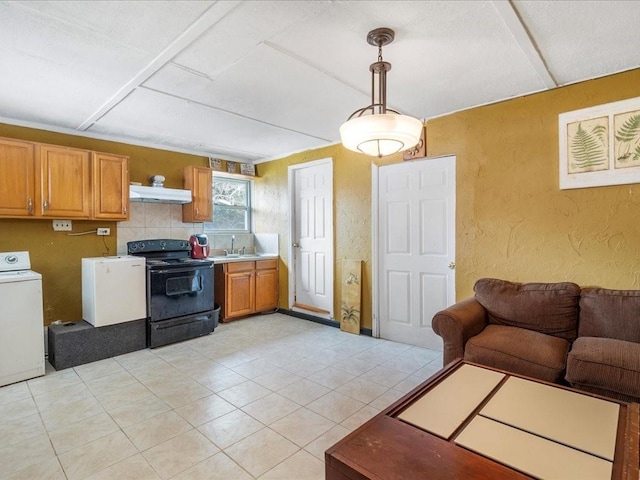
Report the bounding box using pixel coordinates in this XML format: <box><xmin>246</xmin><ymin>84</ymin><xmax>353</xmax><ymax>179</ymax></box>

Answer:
<box><xmin>0</xmin><ymin>123</ymin><xmax>207</xmax><ymax>324</ymax></box>
<box><xmin>2</xmin><ymin>68</ymin><xmax>639</xmax><ymax>327</ymax></box>
<box><xmin>253</xmin><ymin>146</ymin><xmax>376</xmax><ymax>329</ymax></box>
<box><xmin>426</xmin><ymin>68</ymin><xmax>640</xmax><ymax>298</ymax></box>
<box><xmin>256</xmin><ymin>68</ymin><xmax>640</xmax><ymax>328</ymax></box>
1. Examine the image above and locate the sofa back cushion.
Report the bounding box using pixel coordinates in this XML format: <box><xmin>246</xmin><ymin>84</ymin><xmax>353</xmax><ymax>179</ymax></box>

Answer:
<box><xmin>579</xmin><ymin>288</ymin><xmax>640</xmax><ymax>342</ymax></box>
<box><xmin>473</xmin><ymin>278</ymin><xmax>580</xmax><ymax>341</ymax></box>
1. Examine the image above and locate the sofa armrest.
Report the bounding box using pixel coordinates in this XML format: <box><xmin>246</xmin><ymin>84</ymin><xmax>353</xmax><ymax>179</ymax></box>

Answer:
<box><xmin>432</xmin><ymin>297</ymin><xmax>488</xmax><ymax>365</ymax></box>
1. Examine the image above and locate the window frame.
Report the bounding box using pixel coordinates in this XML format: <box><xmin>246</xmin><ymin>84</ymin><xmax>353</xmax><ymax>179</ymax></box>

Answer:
<box><xmin>204</xmin><ymin>173</ymin><xmax>253</xmax><ymax>234</ymax></box>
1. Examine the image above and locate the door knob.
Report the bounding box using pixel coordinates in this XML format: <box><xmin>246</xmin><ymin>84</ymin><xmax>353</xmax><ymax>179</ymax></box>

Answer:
<box><xmin>292</xmin><ymin>243</ymin><xmax>300</xmax><ymax>248</ymax></box>
<box><xmin>448</xmin><ymin>262</ymin><xmax>456</xmax><ymax>269</ymax></box>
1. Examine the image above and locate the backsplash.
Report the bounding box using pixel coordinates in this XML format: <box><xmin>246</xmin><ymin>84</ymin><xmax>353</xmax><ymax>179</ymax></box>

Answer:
<box><xmin>116</xmin><ymin>203</ymin><xmax>259</xmax><ymax>255</ymax></box>
<box><xmin>116</xmin><ymin>203</ymin><xmax>203</xmax><ymax>255</ymax></box>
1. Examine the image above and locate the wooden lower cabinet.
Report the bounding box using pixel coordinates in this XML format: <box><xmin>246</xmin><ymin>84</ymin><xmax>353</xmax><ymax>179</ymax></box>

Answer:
<box><xmin>255</xmin><ymin>266</ymin><xmax>279</xmax><ymax>312</ymax></box>
<box><xmin>215</xmin><ymin>259</ymin><xmax>278</xmax><ymax>321</ymax></box>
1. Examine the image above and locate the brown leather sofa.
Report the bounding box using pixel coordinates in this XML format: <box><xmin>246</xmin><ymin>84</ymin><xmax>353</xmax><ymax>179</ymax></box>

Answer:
<box><xmin>432</xmin><ymin>278</ymin><xmax>640</xmax><ymax>403</ymax></box>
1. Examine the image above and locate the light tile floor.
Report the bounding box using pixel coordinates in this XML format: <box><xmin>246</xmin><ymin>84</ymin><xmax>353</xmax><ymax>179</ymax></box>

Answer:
<box><xmin>0</xmin><ymin>313</ymin><xmax>443</xmax><ymax>480</ymax></box>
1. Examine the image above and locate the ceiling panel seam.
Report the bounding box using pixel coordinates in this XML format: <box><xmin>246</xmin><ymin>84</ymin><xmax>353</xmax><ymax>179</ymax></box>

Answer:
<box><xmin>138</xmin><ymin>85</ymin><xmax>331</xmax><ymax>142</ymax></box>
<box><xmin>491</xmin><ymin>0</ymin><xmax>557</xmax><ymax>89</ymax></box>
<box><xmin>75</xmin><ymin>0</ymin><xmax>243</xmax><ymax>131</ymax></box>
<box><xmin>262</xmin><ymin>40</ymin><xmax>412</xmax><ymax>118</ymax></box>
<box><xmin>262</xmin><ymin>40</ymin><xmax>370</xmax><ymax>99</ymax></box>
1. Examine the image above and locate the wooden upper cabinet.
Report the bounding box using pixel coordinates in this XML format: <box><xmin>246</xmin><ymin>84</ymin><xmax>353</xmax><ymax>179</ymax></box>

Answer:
<box><xmin>0</xmin><ymin>138</ymin><xmax>36</xmax><ymax>217</ymax></box>
<box><xmin>92</xmin><ymin>152</ymin><xmax>129</xmax><ymax>220</ymax></box>
<box><xmin>38</xmin><ymin>144</ymin><xmax>91</xmax><ymax>218</ymax></box>
<box><xmin>182</xmin><ymin>166</ymin><xmax>213</xmax><ymax>222</ymax></box>
<box><xmin>0</xmin><ymin>137</ymin><xmax>131</xmax><ymax>220</ymax></box>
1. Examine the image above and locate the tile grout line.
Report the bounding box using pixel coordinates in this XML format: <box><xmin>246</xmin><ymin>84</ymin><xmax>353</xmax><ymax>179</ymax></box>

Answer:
<box><xmin>2</xmin><ymin>314</ymin><xmax>442</xmax><ymax>479</ymax></box>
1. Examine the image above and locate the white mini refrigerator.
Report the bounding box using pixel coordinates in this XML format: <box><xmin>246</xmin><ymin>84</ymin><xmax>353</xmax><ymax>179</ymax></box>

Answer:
<box><xmin>82</xmin><ymin>256</ymin><xmax>146</xmax><ymax>327</ymax></box>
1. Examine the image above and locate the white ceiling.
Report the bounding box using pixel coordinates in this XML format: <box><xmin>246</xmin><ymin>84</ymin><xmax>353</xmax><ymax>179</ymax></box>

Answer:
<box><xmin>1</xmin><ymin>0</ymin><xmax>639</xmax><ymax>163</ymax></box>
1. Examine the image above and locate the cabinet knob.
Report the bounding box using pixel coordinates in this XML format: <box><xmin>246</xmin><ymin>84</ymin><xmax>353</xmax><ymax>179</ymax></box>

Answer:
<box><xmin>195</xmin><ymin>207</ymin><xmax>199</xmax><ymax>216</ymax></box>
<box><xmin>27</xmin><ymin>198</ymin><xmax>34</xmax><ymax>215</ymax></box>
<box><xmin>123</xmin><ymin>205</ymin><xmax>127</xmax><ymax>215</ymax></box>
<box><xmin>43</xmin><ymin>200</ymin><xmax>49</xmax><ymax>212</ymax></box>
<box><xmin>448</xmin><ymin>262</ymin><xmax>456</xmax><ymax>270</ymax></box>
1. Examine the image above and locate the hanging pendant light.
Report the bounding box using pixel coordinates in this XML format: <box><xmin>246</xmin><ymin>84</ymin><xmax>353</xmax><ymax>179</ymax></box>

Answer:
<box><xmin>340</xmin><ymin>28</ymin><xmax>423</xmax><ymax>158</ymax></box>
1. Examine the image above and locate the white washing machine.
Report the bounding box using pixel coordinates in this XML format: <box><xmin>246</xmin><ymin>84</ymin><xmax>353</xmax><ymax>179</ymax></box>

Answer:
<box><xmin>0</xmin><ymin>251</ymin><xmax>45</xmax><ymax>387</ymax></box>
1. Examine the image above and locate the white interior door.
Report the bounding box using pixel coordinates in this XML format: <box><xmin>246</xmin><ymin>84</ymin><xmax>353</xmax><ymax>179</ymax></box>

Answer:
<box><xmin>288</xmin><ymin>159</ymin><xmax>334</xmax><ymax>317</ymax></box>
<box><xmin>376</xmin><ymin>156</ymin><xmax>456</xmax><ymax>349</ymax></box>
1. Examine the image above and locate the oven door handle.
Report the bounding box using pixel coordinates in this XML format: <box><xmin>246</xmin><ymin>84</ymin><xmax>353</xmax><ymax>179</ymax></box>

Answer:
<box><xmin>151</xmin><ymin>266</ymin><xmax>211</xmax><ymax>275</ymax></box>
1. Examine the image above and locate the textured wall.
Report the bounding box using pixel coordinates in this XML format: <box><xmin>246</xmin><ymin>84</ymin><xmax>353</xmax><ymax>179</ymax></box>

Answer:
<box><xmin>0</xmin><ymin>123</ymin><xmax>207</xmax><ymax>324</ymax></box>
<box><xmin>254</xmin><ymin>145</ymin><xmax>376</xmax><ymax>329</ymax></box>
<box><xmin>427</xmin><ymin>69</ymin><xmax>640</xmax><ymax>299</ymax></box>
<box><xmin>257</xmin><ymin>69</ymin><xmax>640</xmax><ymax>327</ymax></box>
<box><xmin>3</xmin><ymin>68</ymin><xmax>638</xmax><ymax>326</ymax></box>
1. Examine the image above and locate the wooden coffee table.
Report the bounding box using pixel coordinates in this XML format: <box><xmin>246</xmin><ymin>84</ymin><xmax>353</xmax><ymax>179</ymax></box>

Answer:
<box><xmin>325</xmin><ymin>360</ymin><xmax>639</xmax><ymax>480</ymax></box>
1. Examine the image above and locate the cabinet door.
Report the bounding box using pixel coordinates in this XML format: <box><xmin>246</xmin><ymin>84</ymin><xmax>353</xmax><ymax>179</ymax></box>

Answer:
<box><xmin>93</xmin><ymin>152</ymin><xmax>129</xmax><ymax>220</ymax></box>
<box><xmin>255</xmin><ymin>268</ymin><xmax>278</xmax><ymax>312</ymax></box>
<box><xmin>38</xmin><ymin>144</ymin><xmax>91</xmax><ymax>218</ymax></box>
<box><xmin>226</xmin><ymin>271</ymin><xmax>255</xmax><ymax>318</ymax></box>
<box><xmin>182</xmin><ymin>166</ymin><xmax>212</xmax><ymax>222</ymax></box>
<box><xmin>0</xmin><ymin>138</ymin><xmax>36</xmax><ymax>217</ymax></box>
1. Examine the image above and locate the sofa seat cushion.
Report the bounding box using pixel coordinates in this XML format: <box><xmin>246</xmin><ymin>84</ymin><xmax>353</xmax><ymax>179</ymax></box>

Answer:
<box><xmin>473</xmin><ymin>278</ymin><xmax>580</xmax><ymax>342</ymax></box>
<box><xmin>464</xmin><ymin>324</ymin><xmax>570</xmax><ymax>383</ymax></box>
<box><xmin>566</xmin><ymin>337</ymin><xmax>640</xmax><ymax>402</ymax></box>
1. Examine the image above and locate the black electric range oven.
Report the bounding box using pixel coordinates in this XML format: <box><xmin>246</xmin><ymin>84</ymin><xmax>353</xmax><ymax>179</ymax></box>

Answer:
<box><xmin>127</xmin><ymin>239</ymin><xmax>215</xmax><ymax>348</ymax></box>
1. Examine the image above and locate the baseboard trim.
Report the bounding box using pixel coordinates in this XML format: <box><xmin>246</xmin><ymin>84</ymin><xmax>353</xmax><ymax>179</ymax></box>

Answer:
<box><xmin>280</xmin><ymin>309</ymin><xmax>372</xmax><ymax>336</ymax></box>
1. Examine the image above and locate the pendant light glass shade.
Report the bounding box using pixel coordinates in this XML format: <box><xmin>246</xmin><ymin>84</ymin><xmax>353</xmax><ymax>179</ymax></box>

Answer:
<box><xmin>340</xmin><ymin>27</ymin><xmax>423</xmax><ymax>158</ymax></box>
<box><xmin>340</xmin><ymin>113</ymin><xmax>423</xmax><ymax>157</ymax></box>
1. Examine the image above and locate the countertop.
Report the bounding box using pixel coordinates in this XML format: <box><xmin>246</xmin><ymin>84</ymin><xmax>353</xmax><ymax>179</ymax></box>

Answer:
<box><xmin>209</xmin><ymin>253</ymin><xmax>278</xmax><ymax>264</ymax></box>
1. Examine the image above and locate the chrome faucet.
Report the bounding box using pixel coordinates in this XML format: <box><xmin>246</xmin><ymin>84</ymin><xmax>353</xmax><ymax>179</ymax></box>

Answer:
<box><xmin>224</xmin><ymin>235</ymin><xmax>237</xmax><ymax>256</ymax></box>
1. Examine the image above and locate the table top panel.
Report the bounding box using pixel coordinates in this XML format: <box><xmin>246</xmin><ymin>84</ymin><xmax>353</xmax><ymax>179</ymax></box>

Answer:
<box><xmin>455</xmin><ymin>415</ymin><xmax>613</xmax><ymax>480</ymax></box>
<box><xmin>326</xmin><ymin>360</ymin><xmax>639</xmax><ymax>480</ymax></box>
<box><xmin>396</xmin><ymin>363</ymin><xmax>505</xmax><ymax>439</ymax></box>
<box><xmin>480</xmin><ymin>376</ymin><xmax>620</xmax><ymax>460</ymax></box>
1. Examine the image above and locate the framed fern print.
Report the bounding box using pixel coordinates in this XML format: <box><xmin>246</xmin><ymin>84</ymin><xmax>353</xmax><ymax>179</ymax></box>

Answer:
<box><xmin>566</xmin><ymin>117</ymin><xmax>609</xmax><ymax>174</ymax></box>
<box><xmin>559</xmin><ymin>96</ymin><xmax>640</xmax><ymax>189</ymax></box>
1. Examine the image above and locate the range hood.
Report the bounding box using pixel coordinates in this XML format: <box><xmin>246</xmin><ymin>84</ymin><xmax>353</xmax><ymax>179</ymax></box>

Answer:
<box><xmin>129</xmin><ymin>185</ymin><xmax>192</xmax><ymax>204</ymax></box>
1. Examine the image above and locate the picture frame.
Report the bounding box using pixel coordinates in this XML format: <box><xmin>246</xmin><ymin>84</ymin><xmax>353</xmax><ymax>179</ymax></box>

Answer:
<box><xmin>209</xmin><ymin>157</ymin><xmax>223</xmax><ymax>171</ymax></box>
<box><xmin>559</xmin><ymin>96</ymin><xmax>640</xmax><ymax>190</ymax></box>
<box><xmin>226</xmin><ymin>161</ymin><xmax>237</xmax><ymax>174</ymax></box>
<box><xmin>240</xmin><ymin>163</ymin><xmax>256</xmax><ymax>176</ymax></box>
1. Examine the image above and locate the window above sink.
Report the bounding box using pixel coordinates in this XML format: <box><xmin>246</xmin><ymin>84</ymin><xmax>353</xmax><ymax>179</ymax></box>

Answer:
<box><xmin>204</xmin><ymin>175</ymin><xmax>252</xmax><ymax>233</ymax></box>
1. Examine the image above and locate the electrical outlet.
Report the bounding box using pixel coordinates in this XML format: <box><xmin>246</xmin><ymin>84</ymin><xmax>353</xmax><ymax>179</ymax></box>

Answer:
<box><xmin>52</xmin><ymin>220</ymin><xmax>72</xmax><ymax>231</ymax></box>
<box><xmin>97</xmin><ymin>228</ymin><xmax>111</xmax><ymax>236</ymax></box>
